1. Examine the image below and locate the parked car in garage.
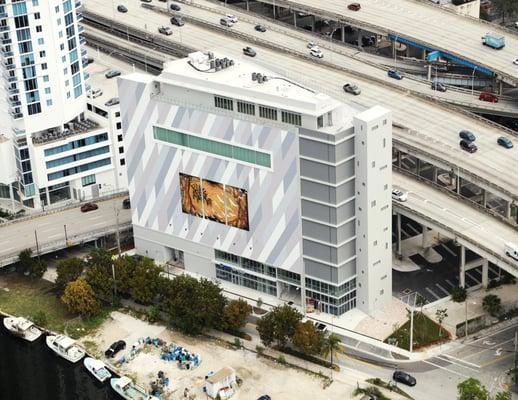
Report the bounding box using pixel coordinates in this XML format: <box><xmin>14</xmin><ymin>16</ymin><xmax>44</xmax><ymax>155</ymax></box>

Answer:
<box><xmin>393</xmin><ymin>371</ymin><xmax>416</xmax><ymax>386</ymax></box>
<box><xmin>343</xmin><ymin>83</ymin><xmax>361</xmax><ymax>95</ymax></box>
<box><xmin>80</xmin><ymin>202</ymin><xmax>98</xmax><ymax>213</ymax></box>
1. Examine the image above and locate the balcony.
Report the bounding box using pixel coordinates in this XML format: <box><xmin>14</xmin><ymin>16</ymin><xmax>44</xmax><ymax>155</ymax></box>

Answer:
<box><xmin>0</xmin><ymin>25</ymin><xmax>8</xmax><ymax>32</ymax></box>
<box><xmin>5</xmin><ymin>75</ymin><xmax>18</xmax><ymax>83</ymax></box>
<box><xmin>1</xmin><ymin>49</ymin><xmax>13</xmax><ymax>57</ymax></box>
<box><xmin>81</xmin><ymin>47</ymin><xmax>87</xmax><ymax>56</ymax></box>
<box><xmin>75</xmin><ymin>0</ymin><xmax>81</xmax><ymax>8</ymax></box>
<box><xmin>77</xmin><ymin>13</ymin><xmax>83</xmax><ymax>22</ymax></box>
<box><xmin>12</xmin><ymin>127</ymin><xmax>25</xmax><ymax>136</ymax></box>
<box><xmin>7</xmin><ymin>87</ymin><xmax>19</xmax><ymax>96</ymax></box>
<box><xmin>0</xmin><ymin>12</ymin><xmax>7</xmax><ymax>19</ymax></box>
<box><xmin>32</xmin><ymin>117</ymin><xmax>100</xmax><ymax>145</ymax></box>
<box><xmin>9</xmin><ymin>109</ymin><xmax>23</xmax><ymax>120</ymax></box>
<box><xmin>8</xmin><ymin>98</ymin><xmax>21</xmax><ymax>107</ymax></box>
<box><xmin>79</xmin><ymin>37</ymin><xmax>86</xmax><ymax>46</ymax></box>
<box><xmin>78</xmin><ymin>25</ymin><xmax>84</xmax><ymax>34</ymax></box>
<box><xmin>83</xmin><ymin>71</ymin><xmax>90</xmax><ymax>80</ymax></box>
<box><xmin>3</xmin><ymin>60</ymin><xmax>15</xmax><ymax>70</ymax></box>
<box><xmin>1</xmin><ymin>37</ymin><xmax>11</xmax><ymax>45</ymax></box>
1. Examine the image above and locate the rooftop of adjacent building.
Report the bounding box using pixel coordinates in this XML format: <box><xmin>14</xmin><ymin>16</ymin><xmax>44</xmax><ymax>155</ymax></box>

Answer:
<box><xmin>157</xmin><ymin>51</ymin><xmax>349</xmax><ymax>118</ymax></box>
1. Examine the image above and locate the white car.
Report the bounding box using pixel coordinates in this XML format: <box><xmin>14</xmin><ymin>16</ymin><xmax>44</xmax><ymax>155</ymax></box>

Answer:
<box><xmin>226</xmin><ymin>14</ymin><xmax>238</xmax><ymax>23</ymax></box>
<box><xmin>392</xmin><ymin>189</ymin><xmax>408</xmax><ymax>202</ymax></box>
<box><xmin>513</xmin><ymin>58</ymin><xmax>518</xmax><ymax>65</ymax></box>
<box><xmin>87</xmin><ymin>88</ymin><xmax>103</xmax><ymax>99</ymax></box>
<box><xmin>307</xmin><ymin>41</ymin><xmax>318</xmax><ymax>49</ymax></box>
<box><xmin>310</xmin><ymin>47</ymin><xmax>323</xmax><ymax>58</ymax></box>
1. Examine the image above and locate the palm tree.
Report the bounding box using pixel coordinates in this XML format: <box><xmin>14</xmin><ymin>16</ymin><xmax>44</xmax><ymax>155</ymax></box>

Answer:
<box><xmin>322</xmin><ymin>333</ymin><xmax>341</xmax><ymax>366</ymax></box>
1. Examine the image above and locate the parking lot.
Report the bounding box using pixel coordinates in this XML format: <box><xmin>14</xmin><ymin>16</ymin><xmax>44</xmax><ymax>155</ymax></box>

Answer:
<box><xmin>392</xmin><ymin>216</ymin><xmax>506</xmax><ymax>306</ymax></box>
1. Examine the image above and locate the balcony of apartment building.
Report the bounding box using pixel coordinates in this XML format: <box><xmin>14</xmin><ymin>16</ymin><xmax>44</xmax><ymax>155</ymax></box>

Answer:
<box><xmin>0</xmin><ymin>24</ymin><xmax>9</xmax><ymax>33</ymax></box>
<box><xmin>2</xmin><ymin>57</ymin><xmax>15</xmax><ymax>71</ymax></box>
<box><xmin>77</xmin><ymin>13</ymin><xmax>84</xmax><ymax>23</ymax></box>
<box><xmin>75</xmin><ymin>0</ymin><xmax>82</xmax><ymax>8</ymax></box>
<box><xmin>32</xmin><ymin>117</ymin><xmax>100</xmax><ymax>145</ymax></box>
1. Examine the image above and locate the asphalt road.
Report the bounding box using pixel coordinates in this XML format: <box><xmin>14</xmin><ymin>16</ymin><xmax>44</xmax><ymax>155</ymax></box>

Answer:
<box><xmin>0</xmin><ymin>197</ymin><xmax>132</xmax><ymax>261</ymax></box>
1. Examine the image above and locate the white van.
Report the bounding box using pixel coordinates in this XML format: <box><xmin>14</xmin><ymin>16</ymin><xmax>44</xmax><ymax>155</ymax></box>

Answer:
<box><xmin>504</xmin><ymin>242</ymin><xmax>518</xmax><ymax>261</ymax></box>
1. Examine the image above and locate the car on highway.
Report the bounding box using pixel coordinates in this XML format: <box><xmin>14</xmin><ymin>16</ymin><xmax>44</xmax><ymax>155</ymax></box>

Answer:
<box><xmin>257</xmin><ymin>396</ymin><xmax>271</xmax><ymax>400</ymax></box>
<box><xmin>431</xmin><ymin>81</ymin><xmax>447</xmax><ymax>92</ymax></box>
<box><xmin>479</xmin><ymin>91</ymin><xmax>498</xmax><ymax>103</ymax></box>
<box><xmin>105</xmin><ymin>69</ymin><xmax>121</xmax><ymax>79</ymax></box>
<box><xmin>513</xmin><ymin>58</ymin><xmax>518</xmax><ymax>65</ymax></box>
<box><xmin>80</xmin><ymin>202</ymin><xmax>98</xmax><ymax>213</ymax></box>
<box><xmin>105</xmin><ymin>340</ymin><xmax>126</xmax><ymax>358</ymax></box>
<box><xmin>392</xmin><ymin>189</ymin><xmax>408</xmax><ymax>202</ymax></box>
<box><xmin>117</xmin><ymin>4</ymin><xmax>127</xmax><ymax>12</ymax></box>
<box><xmin>255</xmin><ymin>24</ymin><xmax>266</xmax><ymax>32</ymax></box>
<box><xmin>387</xmin><ymin>69</ymin><xmax>403</xmax><ymax>80</ymax></box>
<box><xmin>122</xmin><ymin>198</ymin><xmax>131</xmax><ymax>209</ymax></box>
<box><xmin>170</xmin><ymin>16</ymin><xmax>184</xmax><ymax>26</ymax></box>
<box><xmin>87</xmin><ymin>88</ymin><xmax>103</xmax><ymax>99</ymax></box>
<box><xmin>348</xmin><ymin>2</ymin><xmax>361</xmax><ymax>11</ymax></box>
<box><xmin>170</xmin><ymin>3</ymin><xmax>181</xmax><ymax>11</ymax></box>
<box><xmin>497</xmin><ymin>136</ymin><xmax>513</xmax><ymax>148</ymax></box>
<box><xmin>243</xmin><ymin>46</ymin><xmax>256</xmax><ymax>57</ymax></box>
<box><xmin>459</xmin><ymin>129</ymin><xmax>476</xmax><ymax>142</ymax></box>
<box><xmin>220</xmin><ymin>18</ymin><xmax>233</xmax><ymax>27</ymax></box>
<box><xmin>310</xmin><ymin>47</ymin><xmax>323</xmax><ymax>58</ymax></box>
<box><xmin>140</xmin><ymin>0</ymin><xmax>152</xmax><ymax>2</ymax></box>
<box><xmin>393</xmin><ymin>371</ymin><xmax>416</xmax><ymax>386</ymax></box>
<box><xmin>225</xmin><ymin>14</ymin><xmax>238</xmax><ymax>23</ymax></box>
<box><xmin>105</xmin><ymin>97</ymin><xmax>120</xmax><ymax>107</ymax></box>
<box><xmin>158</xmin><ymin>25</ymin><xmax>172</xmax><ymax>35</ymax></box>
<box><xmin>343</xmin><ymin>83</ymin><xmax>361</xmax><ymax>95</ymax></box>
<box><xmin>360</xmin><ymin>395</ymin><xmax>378</xmax><ymax>400</ymax></box>
<box><xmin>460</xmin><ymin>139</ymin><xmax>478</xmax><ymax>153</ymax></box>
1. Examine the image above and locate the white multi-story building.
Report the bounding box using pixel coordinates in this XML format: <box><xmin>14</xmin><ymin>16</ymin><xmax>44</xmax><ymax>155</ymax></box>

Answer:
<box><xmin>0</xmin><ymin>0</ymin><xmax>124</xmax><ymax>210</ymax></box>
<box><xmin>120</xmin><ymin>52</ymin><xmax>392</xmax><ymax>316</ymax></box>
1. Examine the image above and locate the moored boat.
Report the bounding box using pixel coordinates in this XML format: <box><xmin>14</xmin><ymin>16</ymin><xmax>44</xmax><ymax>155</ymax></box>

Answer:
<box><xmin>3</xmin><ymin>317</ymin><xmax>43</xmax><ymax>342</ymax></box>
<box><xmin>110</xmin><ymin>376</ymin><xmax>159</xmax><ymax>400</ymax></box>
<box><xmin>84</xmin><ymin>357</ymin><xmax>112</xmax><ymax>383</ymax></box>
<box><xmin>46</xmin><ymin>334</ymin><xmax>85</xmax><ymax>363</ymax></box>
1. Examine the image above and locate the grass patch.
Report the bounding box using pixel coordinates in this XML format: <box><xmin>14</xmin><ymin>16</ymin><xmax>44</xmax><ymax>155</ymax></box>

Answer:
<box><xmin>384</xmin><ymin>311</ymin><xmax>450</xmax><ymax>350</ymax></box>
<box><xmin>0</xmin><ymin>274</ymin><xmax>114</xmax><ymax>338</ymax></box>
<box><xmin>366</xmin><ymin>378</ymin><xmax>414</xmax><ymax>399</ymax></box>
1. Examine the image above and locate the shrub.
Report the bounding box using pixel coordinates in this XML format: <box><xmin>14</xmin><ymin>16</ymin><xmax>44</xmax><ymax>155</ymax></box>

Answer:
<box><xmin>223</xmin><ymin>298</ymin><xmax>252</xmax><ymax>332</ymax></box>
<box><xmin>61</xmin><ymin>278</ymin><xmax>101</xmax><ymax>317</ymax></box>
<box><xmin>482</xmin><ymin>294</ymin><xmax>502</xmax><ymax>317</ymax></box>
<box><xmin>451</xmin><ymin>286</ymin><xmax>467</xmax><ymax>302</ymax></box>
<box><xmin>232</xmin><ymin>338</ymin><xmax>242</xmax><ymax>349</ymax></box>
<box><xmin>255</xmin><ymin>345</ymin><xmax>265</xmax><ymax>354</ymax></box>
<box><xmin>32</xmin><ymin>310</ymin><xmax>48</xmax><ymax>327</ymax></box>
<box><xmin>147</xmin><ymin>305</ymin><xmax>161</xmax><ymax>323</ymax></box>
<box><xmin>276</xmin><ymin>355</ymin><xmax>287</xmax><ymax>365</ymax></box>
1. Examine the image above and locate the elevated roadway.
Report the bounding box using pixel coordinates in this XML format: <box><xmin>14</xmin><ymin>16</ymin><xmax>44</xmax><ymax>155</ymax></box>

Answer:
<box><xmin>82</xmin><ymin>0</ymin><xmax>518</xmax><ymax>206</ymax></box>
<box><xmin>0</xmin><ymin>196</ymin><xmax>132</xmax><ymax>266</ymax></box>
<box><xmin>251</xmin><ymin>0</ymin><xmax>518</xmax><ymax>86</ymax></box>
<box><xmin>393</xmin><ymin>172</ymin><xmax>518</xmax><ymax>277</ymax></box>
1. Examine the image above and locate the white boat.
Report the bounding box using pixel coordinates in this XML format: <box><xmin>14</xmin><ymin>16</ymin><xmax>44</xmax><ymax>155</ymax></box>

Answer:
<box><xmin>3</xmin><ymin>317</ymin><xmax>43</xmax><ymax>342</ymax></box>
<box><xmin>111</xmin><ymin>376</ymin><xmax>159</xmax><ymax>400</ymax></box>
<box><xmin>46</xmin><ymin>334</ymin><xmax>85</xmax><ymax>363</ymax></box>
<box><xmin>84</xmin><ymin>357</ymin><xmax>112</xmax><ymax>383</ymax></box>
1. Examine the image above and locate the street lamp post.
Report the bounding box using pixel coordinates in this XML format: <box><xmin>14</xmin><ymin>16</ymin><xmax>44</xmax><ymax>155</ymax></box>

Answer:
<box><xmin>64</xmin><ymin>224</ymin><xmax>68</xmax><ymax>243</ymax></box>
<box><xmin>393</xmin><ymin>34</ymin><xmax>399</xmax><ymax>71</ymax></box>
<box><xmin>471</xmin><ymin>67</ymin><xmax>476</xmax><ymax>96</ymax></box>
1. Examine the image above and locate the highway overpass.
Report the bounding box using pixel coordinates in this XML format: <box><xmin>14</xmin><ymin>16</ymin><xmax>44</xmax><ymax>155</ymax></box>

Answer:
<box><xmin>0</xmin><ymin>196</ymin><xmax>132</xmax><ymax>267</ymax></box>
<box><xmin>81</xmin><ymin>0</ymin><xmax>518</xmax><ymax>211</ymax></box>
<box><xmin>393</xmin><ymin>172</ymin><xmax>518</xmax><ymax>278</ymax></box>
<box><xmin>250</xmin><ymin>0</ymin><xmax>518</xmax><ymax>86</ymax></box>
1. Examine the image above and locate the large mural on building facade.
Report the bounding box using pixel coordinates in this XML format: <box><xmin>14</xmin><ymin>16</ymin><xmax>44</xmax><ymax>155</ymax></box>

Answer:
<box><xmin>180</xmin><ymin>173</ymin><xmax>249</xmax><ymax>230</ymax></box>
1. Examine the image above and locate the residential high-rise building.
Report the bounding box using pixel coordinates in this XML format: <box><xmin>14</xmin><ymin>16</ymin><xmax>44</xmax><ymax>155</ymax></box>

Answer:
<box><xmin>0</xmin><ymin>0</ymin><xmax>123</xmax><ymax>210</ymax></box>
<box><xmin>120</xmin><ymin>52</ymin><xmax>392</xmax><ymax>316</ymax></box>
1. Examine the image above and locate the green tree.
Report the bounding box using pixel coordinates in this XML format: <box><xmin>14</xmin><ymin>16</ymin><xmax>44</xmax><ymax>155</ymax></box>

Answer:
<box><xmin>292</xmin><ymin>321</ymin><xmax>324</xmax><ymax>356</ymax></box>
<box><xmin>30</xmin><ymin>258</ymin><xmax>47</xmax><ymax>279</ymax></box>
<box><xmin>223</xmin><ymin>298</ymin><xmax>252</xmax><ymax>332</ymax></box>
<box><xmin>127</xmin><ymin>257</ymin><xmax>162</xmax><ymax>304</ymax></box>
<box><xmin>114</xmin><ymin>255</ymin><xmax>138</xmax><ymax>297</ymax></box>
<box><xmin>435</xmin><ymin>308</ymin><xmax>448</xmax><ymax>338</ymax></box>
<box><xmin>17</xmin><ymin>249</ymin><xmax>47</xmax><ymax>278</ymax></box>
<box><xmin>457</xmin><ymin>378</ymin><xmax>488</xmax><ymax>400</ymax></box>
<box><xmin>482</xmin><ymin>294</ymin><xmax>502</xmax><ymax>317</ymax></box>
<box><xmin>451</xmin><ymin>286</ymin><xmax>467</xmax><ymax>302</ymax></box>
<box><xmin>85</xmin><ymin>249</ymin><xmax>115</xmax><ymax>301</ymax></box>
<box><xmin>256</xmin><ymin>304</ymin><xmax>302</xmax><ymax>347</ymax></box>
<box><xmin>61</xmin><ymin>278</ymin><xmax>101</xmax><ymax>316</ymax></box>
<box><xmin>161</xmin><ymin>275</ymin><xmax>225</xmax><ymax>335</ymax></box>
<box><xmin>494</xmin><ymin>391</ymin><xmax>512</xmax><ymax>400</ymax></box>
<box><xmin>322</xmin><ymin>332</ymin><xmax>341</xmax><ymax>366</ymax></box>
<box><xmin>55</xmin><ymin>258</ymin><xmax>84</xmax><ymax>292</ymax></box>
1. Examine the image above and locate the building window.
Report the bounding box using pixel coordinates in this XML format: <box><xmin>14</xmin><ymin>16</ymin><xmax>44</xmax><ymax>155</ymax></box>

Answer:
<box><xmin>44</xmin><ymin>87</ymin><xmax>50</xmax><ymax>94</ymax></box>
<box><xmin>383</xmin><ymin>119</ymin><xmax>387</xmax><ymax>125</ymax></box>
<box><xmin>57</xmin><ymin>17</ymin><xmax>61</xmax><ymax>25</ymax></box>
<box><xmin>46</xmin><ymin>146</ymin><xmax>110</xmax><ymax>168</ymax></box>
<box><xmin>44</xmin><ymin>133</ymin><xmax>109</xmax><ymax>156</ymax></box>
<box><xmin>115</xmin><ymin>111</ymin><xmax>120</xmax><ymax>117</ymax></box>
<box><xmin>371</xmin><ymin>161</ymin><xmax>375</xmax><ymax>168</ymax></box>
<box><xmin>116</xmin><ymin>122</ymin><xmax>122</xmax><ymax>130</ymax></box>
<box><xmin>120</xmin><ymin>159</ymin><xmax>125</xmax><ymax>166</ymax></box>
<box><xmin>87</xmin><ymin>103</ymin><xmax>92</xmax><ymax>111</ymax></box>
<box><xmin>59</xmin><ymin>31</ymin><xmax>63</xmax><ymax>38</ymax></box>
<box><xmin>46</xmin><ymin>99</ymin><xmax>52</xmax><ymax>106</ymax></box>
<box><xmin>47</xmin><ymin>158</ymin><xmax>111</xmax><ymax>181</ymax></box>
<box><xmin>63</xmin><ymin>67</ymin><xmax>67</xmax><ymax>75</ymax></box>
<box><xmin>371</xmin><ymin>125</ymin><xmax>378</xmax><ymax>131</ymax></box>
<box><xmin>117</xmin><ymin>134</ymin><xmax>123</xmax><ymax>142</ymax></box>
<box><xmin>237</xmin><ymin>100</ymin><xmax>255</xmax><ymax>115</ymax></box>
<box><xmin>259</xmin><ymin>105</ymin><xmax>277</xmax><ymax>121</ymax></box>
<box><xmin>39</xmin><ymin>50</ymin><xmax>46</xmax><ymax>57</ymax></box>
<box><xmin>384</xmin><ymin>184</ymin><xmax>388</xmax><ymax>190</ymax></box>
<box><xmin>383</xmin><ymin>138</ymin><xmax>386</xmax><ymax>148</ymax></box>
<box><xmin>371</xmin><ymin>200</ymin><xmax>376</xmax><ymax>207</ymax></box>
<box><xmin>118</xmin><ymin>146</ymin><xmax>124</xmax><ymax>154</ymax></box>
<box><xmin>214</xmin><ymin>96</ymin><xmax>233</xmax><ymax>111</ymax></box>
<box><xmin>34</xmin><ymin>12</ymin><xmax>41</xmax><ymax>19</ymax></box>
<box><xmin>32</xmin><ymin>0</ymin><xmax>39</xmax><ymax>5</ymax></box>
<box><xmin>41</xmin><ymin>63</ymin><xmax>47</xmax><ymax>70</ymax></box>
<box><xmin>373</xmin><ymin>240</ymin><xmax>378</xmax><ymax>246</ymax></box>
<box><xmin>281</xmin><ymin>110</ymin><xmax>302</xmax><ymax>126</ymax></box>
<box><xmin>81</xmin><ymin>174</ymin><xmax>96</xmax><ymax>187</ymax></box>
<box><xmin>55</xmin><ymin>5</ymin><xmax>60</xmax><ymax>12</ymax></box>
<box><xmin>62</xmin><ymin>55</ymin><xmax>66</xmax><ymax>62</ymax></box>
<box><xmin>317</xmin><ymin>115</ymin><xmax>323</xmax><ymax>128</ymax></box>
<box><xmin>36</xmin><ymin>25</ymin><xmax>42</xmax><ymax>32</ymax></box>
<box><xmin>27</xmin><ymin>102</ymin><xmax>41</xmax><ymax>115</ymax></box>
<box><xmin>37</xmin><ymin>38</ymin><xmax>44</xmax><ymax>45</ymax></box>
<box><xmin>43</xmin><ymin>75</ymin><xmax>49</xmax><ymax>82</ymax></box>
<box><xmin>153</xmin><ymin>126</ymin><xmax>271</xmax><ymax>168</ymax></box>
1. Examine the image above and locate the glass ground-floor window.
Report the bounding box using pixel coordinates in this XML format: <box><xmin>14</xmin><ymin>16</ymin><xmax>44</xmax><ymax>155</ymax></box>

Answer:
<box><xmin>216</xmin><ymin>263</ymin><xmax>277</xmax><ymax>296</ymax></box>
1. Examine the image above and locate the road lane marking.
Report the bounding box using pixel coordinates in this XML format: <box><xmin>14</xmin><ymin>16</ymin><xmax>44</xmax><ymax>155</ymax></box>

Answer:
<box><xmin>445</xmin><ymin>279</ymin><xmax>455</xmax><ymax>288</ymax></box>
<box><xmin>479</xmin><ymin>353</ymin><xmax>514</xmax><ymax>369</ymax></box>
<box><xmin>466</xmin><ymin>271</ymin><xmax>480</xmax><ymax>284</ymax></box>
<box><xmin>47</xmin><ymin>234</ymin><xmax>62</xmax><ymax>239</ymax></box>
<box><xmin>407</xmin><ymin>224</ymin><xmax>420</xmax><ymax>235</ymax></box>
<box><xmin>435</xmin><ymin>283</ymin><xmax>450</xmax><ymax>296</ymax></box>
<box><xmin>440</xmin><ymin>244</ymin><xmax>457</xmax><ymax>257</ymax></box>
<box><xmin>425</xmin><ymin>287</ymin><xmax>441</xmax><ymax>300</ymax></box>
<box><xmin>92</xmin><ymin>222</ymin><xmax>106</xmax><ymax>227</ymax></box>
<box><xmin>423</xmin><ymin>360</ymin><xmax>469</xmax><ymax>378</ymax></box>
<box><xmin>437</xmin><ymin>354</ymin><xmax>480</xmax><ymax>370</ymax></box>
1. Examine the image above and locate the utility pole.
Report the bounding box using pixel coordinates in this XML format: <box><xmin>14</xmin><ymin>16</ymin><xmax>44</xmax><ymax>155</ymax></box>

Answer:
<box><xmin>464</xmin><ymin>296</ymin><xmax>469</xmax><ymax>338</ymax></box>
<box><xmin>34</xmin><ymin>230</ymin><xmax>40</xmax><ymax>261</ymax></box>
<box><xmin>409</xmin><ymin>294</ymin><xmax>415</xmax><ymax>352</ymax></box>
<box><xmin>514</xmin><ymin>330</ymin><xmax>517</xmax><ymax>387</ymax></box>
<box><xmin>64</xmin><ymin>224</ymin><xmax>68</xmax><ymax>243</ymax></box>
<box><xmin>115</xmin><ymin>205</ymin><xmax>121</xmax><ymax>256</ymax></box>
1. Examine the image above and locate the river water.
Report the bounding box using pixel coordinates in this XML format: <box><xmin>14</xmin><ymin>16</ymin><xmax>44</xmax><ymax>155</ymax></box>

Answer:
<box><xmin>0</xmin><ymin>316</ymin><xmax>119</xmax><ymax>400</ymax></box>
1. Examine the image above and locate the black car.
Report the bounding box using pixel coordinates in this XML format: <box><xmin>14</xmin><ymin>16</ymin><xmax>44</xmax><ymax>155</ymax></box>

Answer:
<box><xmin>431</xmin><ymin>81</ymin><xmax>447</xmax><ymax>92</ymax></box>
<box><xmin>140</xmin><ymin>0</ymin><xmax>152</xmax><ymax>3</ymax></box>
<box><xmin>393</xmin><ymin>371</ymin><xmax>416</xmax><ymax>386</ymax></box>
<box><xmin>122</xmin><ymin>198</ymin><xmax>131</xmax><ymax>209</ymax></box>
<box><xmin>497</xmin><ymin>136</ymin><xmax>513</xmax><ymax>148</ymax></box>
<box><xmin>105</xmin><ymin>340</ymin><xmax>126</xmax><ymax>358</ymax></box>
<box><xmin>170</xmin><ymin>16</ymin><xmax>184</xmax><ymax>26</ymax></box>
<box><xmin>255</xmin><ymin>24</ymin><xmax>266</xmax><ymax>32</ymax></box>
<box><xmin>460</xmin><ymin>139</ymin><xmax>477</xmax><ymax>153</ymax></box>
<box><xmin>257</xmin><ymin>396</ymin><xmax>271</xmax><ymax>400</ymax></box>
<box><xmin>117</xmin><ymin>4</ymin><xmax>128</xmax><ymax>12</ymax></box>
<box><xmin>243</xmin><ymin>46</ymin><xmax>256</xmax><ymax>57</ymax></box>
<box><xmin>170</xmin><ymin>3</ymin><xmax>181</xmax><ymax>11</ymax></box>
<box><xmin>459</xmin><ymin>129</ymin><xmax>476</xmax><ymax>142</ymax></box>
